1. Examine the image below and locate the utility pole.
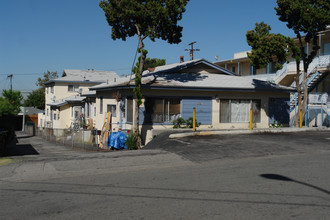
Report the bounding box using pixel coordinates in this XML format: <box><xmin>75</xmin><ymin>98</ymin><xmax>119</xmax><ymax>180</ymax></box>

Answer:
<box><xmin>7</xmin><ymin>74</ymin><xmax>13</xmax><ymax>90</ymax></box>
<box><xmin>185</xmin><ymin>41</ymin><xmax>200</xmax><ymax>60</ymax></box>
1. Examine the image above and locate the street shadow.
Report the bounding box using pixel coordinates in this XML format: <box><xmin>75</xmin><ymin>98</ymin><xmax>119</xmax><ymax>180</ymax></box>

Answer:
<box><xmin>260</xmin><ymin>174</ymin><xmax>330</xmax><ymax>195</ymax></box>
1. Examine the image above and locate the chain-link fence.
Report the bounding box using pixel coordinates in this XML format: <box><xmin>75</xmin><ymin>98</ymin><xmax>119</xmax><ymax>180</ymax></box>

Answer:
<box><xmin>35</xmin><ymin>127</ymin><xmax>102</xmax><ymax>151</ymax></box>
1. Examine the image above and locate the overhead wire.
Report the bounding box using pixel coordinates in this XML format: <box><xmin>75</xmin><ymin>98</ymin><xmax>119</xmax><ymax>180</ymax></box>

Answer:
<box><xmin>128</xmin><ymin>40</ymin><xmax>140</xmax><ymax>85</ymax></box>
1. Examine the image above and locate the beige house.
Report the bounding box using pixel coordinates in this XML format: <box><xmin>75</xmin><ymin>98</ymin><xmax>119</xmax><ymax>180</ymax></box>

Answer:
<box><xmin>39</xmin><ymin>69</ymin><xmax>119</xmax><ymax>129</ymax></box>
<box><xmin>88</xmin><ymin>59</ymin><xmax>293</xmax><ymax>143</ymax></box>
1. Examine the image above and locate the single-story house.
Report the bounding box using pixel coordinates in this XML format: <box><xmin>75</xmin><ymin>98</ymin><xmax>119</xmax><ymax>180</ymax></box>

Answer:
<box><xmin>87</xmin><ymin>58</ymin><xmax>294</xmax><ymax>143</ymax></box>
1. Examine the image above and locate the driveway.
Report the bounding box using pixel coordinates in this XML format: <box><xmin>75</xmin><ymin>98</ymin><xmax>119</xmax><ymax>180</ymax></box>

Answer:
<box><xmin>145</xmin><ymin>130</ymin><xmax>330</xmax><ymax>162</ymax></box>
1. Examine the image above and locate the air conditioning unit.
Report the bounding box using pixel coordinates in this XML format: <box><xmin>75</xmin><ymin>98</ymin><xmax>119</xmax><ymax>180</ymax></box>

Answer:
<box><xmin>51</xmin><ymin>96</ymin><xmax>56</xmax><ymax>102</ymax></box>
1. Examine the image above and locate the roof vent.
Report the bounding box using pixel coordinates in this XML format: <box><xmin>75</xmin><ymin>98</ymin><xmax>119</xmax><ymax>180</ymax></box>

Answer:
<box><xmin>147</xmin><ymin>68</ymin><xmax>155</xmax><ymax>72</ymax></box>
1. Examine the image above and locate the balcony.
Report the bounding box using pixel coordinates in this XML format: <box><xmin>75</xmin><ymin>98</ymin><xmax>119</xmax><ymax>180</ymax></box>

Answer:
<box><xmin>275</xmin><ymin>55</ymin><xmax>330</xmax><ymax>86</ymax></box>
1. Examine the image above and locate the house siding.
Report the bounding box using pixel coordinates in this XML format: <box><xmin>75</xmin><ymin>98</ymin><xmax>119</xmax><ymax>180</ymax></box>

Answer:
<box><xmin>181</xmin><ymin>98</ymin><xmax>212</xmax><ymax>124</ymax></box>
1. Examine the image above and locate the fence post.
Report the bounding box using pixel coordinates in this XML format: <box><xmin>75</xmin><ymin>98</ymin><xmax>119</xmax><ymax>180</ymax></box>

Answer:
<box><xmin>299</xmin><ymin>109</ymin><xmax>303</xmax><ymax>128</ymax></box>
<box><xmin>82</xmin><ymin>129</ymin><xmax>85</xmax><ymax>150</ymax></box>
<box><xmin>193</xmin><ymin>107</ymin><xmax>196</xmax><ymax>132</ymax></box>
<box><xmin>321</xmin><ymin>106</ymin><xmax>324</xmax><ymax>127</ymax></box>
<box><xmin>72</xmin><ymin>130</ymin><xmax>74</xmax><ymax>149</ymax></box>
<box><xmin>250</xmin><ymin>108</ymin><xmax>253</xmax><ymax>130</ymax></box>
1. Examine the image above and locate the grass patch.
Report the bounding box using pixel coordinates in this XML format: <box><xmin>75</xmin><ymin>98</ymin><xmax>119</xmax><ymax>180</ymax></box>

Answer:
<box><xmin>0</xmin><ymin>158</ymin><xmax>13</xmax><ymax>166</ymax></box>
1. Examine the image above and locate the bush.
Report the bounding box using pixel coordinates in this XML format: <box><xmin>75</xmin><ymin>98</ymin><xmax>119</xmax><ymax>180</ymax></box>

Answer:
<box><xmin>185</xmin><ymin>117</ymin><xmax>201</xmax><ymax>128</ymax></box>
<box><xmin>125</xmin><ymin>132</ymin><xmax>138</xmax><ymax>150</ymax></box>
<box><xmin>173</xmin><ymin>117</ymin><xmax>201</xmax><ymax>129</ymax></box>
<box><xmin>172</xmin><ymin>117</ymin><xmax>186</xmax><ymax>128</ymax></box>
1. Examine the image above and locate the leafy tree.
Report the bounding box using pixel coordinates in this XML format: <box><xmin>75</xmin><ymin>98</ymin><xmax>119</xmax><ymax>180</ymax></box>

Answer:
<box><xmin>133</xmin><ymin>52</ymin><xmax>166</xmax><ymax>73</ymax></box>
<box><xmin>0</xmin><ymin>90</ymin><xmax>23</xmax><ymax>117</ymax></box>
<box><xmin>23</xmin><ymin>89</ymin><xmax>45</xmax><ymax>110</ymax></box>
<box><xmin>100</xmin><ymin>0</ymin><xmax>189</xmax><ymax>147</ymax></box>
<box><xmin>36</xmin><ymin>70</ymin><xmax>59</xmax><ymax>88</ymax></box>
<box><xmin>246</xmin><ymin>22</ymin><xmax>298</xmax><ymax>71</ymax></box>
<box><xmin>275</xmin><ymin>0</ymin><xmax>330</xmax><ymax>126</ymax></box>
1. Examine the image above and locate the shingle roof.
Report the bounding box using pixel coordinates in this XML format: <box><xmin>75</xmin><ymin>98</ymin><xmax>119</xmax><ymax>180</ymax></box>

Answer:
<box><xmin>44</xmin><ymin>69</ymin><xmax>119</xmax><ymax>85</ymax></box>
<box><xmin>47</xmin><ymin>95</ymin><xmax>85</xmax><ymax>107</ymax></box>
<box><xmin>91</xmin><ymin>59</ymin><xmax>294</xmax><ymax>92</ymax></box>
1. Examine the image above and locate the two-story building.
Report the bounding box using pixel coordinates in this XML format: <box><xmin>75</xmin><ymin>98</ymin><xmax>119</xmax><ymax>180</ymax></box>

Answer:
<box><xmin>215</xmin><ymin>27</ymin><xmax>330</xmax><ymax>127</ymax></box>
<box><xmin>39</xmin><ymin>69</ymin><xmax>119</xmax><ymax>129</ymax></box>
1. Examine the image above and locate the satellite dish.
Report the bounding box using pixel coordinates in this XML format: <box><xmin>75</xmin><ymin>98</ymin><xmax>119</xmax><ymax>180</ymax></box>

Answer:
<box><xmin>215</xmin><ymin>55</ymin><xmax>219</xmax><ymax>60</ymax></box>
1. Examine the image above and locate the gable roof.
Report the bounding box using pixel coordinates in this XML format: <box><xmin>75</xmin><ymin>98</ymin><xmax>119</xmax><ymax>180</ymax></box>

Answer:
<box><xmin>44</xmin><ymin>69</ymin><xmax>119</xmax><ymax>85</ymax></box>
<box><xmin>91</xmin><ymin>58</ymin><xmax>294</xmax><ymax>92</ymax></box>
<box><xmin>144</xmin><ymin>58</ymin><xmax>236</xmax><ymax>75</ymax></box>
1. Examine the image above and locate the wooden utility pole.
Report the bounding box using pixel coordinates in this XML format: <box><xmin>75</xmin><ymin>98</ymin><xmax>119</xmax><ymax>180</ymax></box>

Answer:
<box><xmin>185</xmin><ymin>41</ymin><xmax>200</xmax><ymax>60</ymax></box>
<box><xmin>7</xmin><ymin>74</ymin><xmax>13</xmax><ymax>90</ymax></box>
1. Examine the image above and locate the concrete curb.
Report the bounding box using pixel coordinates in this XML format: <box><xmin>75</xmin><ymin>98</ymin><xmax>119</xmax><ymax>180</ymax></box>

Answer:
<box><xmin>169</xmin><ymin>127</ymin><xmax>330</xmax><ymax>139</ymax></box>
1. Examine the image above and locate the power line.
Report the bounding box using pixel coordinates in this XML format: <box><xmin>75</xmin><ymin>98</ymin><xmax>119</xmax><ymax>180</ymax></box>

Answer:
<box><xmin>0</xmin><ymin>73</ymin><xmax>43</xmax><ymax>76</ymax></box>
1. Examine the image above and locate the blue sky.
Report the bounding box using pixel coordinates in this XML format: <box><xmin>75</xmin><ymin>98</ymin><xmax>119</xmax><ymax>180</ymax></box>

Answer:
<box><xmin>0</xmin><ymin>0</ymin><xmax>295</xmax><ymax>95</ymax></box>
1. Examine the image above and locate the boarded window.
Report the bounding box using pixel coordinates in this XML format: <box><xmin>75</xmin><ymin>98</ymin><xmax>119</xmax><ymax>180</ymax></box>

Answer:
<box><xmin>220</xmin><ymin>99</ymin><xmax>261</xmax><ymax>123</ymax></box>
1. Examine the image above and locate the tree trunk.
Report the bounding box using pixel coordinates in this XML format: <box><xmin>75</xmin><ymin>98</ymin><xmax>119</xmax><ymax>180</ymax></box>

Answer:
<box><xmin>133</xmin><ymin>35</ymin><xmax>145</xmax><ymax>148</ymax></box>
<box><xmin>295</xmin><ymin>60</ymin><xmax>302</xmax><ymax>127</ymax></box>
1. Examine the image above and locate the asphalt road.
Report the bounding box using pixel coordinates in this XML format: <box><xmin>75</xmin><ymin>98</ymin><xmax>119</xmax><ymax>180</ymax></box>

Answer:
<box><xmin>0</xmin><ymin>131</ymin><xmax>330</xmax><ymax>219</ymax></box>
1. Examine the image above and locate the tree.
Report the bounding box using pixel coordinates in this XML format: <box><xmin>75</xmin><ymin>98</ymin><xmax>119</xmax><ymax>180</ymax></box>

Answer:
<box><xmin>133</xmin><ymin>52</ymin><xmax>166</xmax><ymax>73</ymax></box>
<box><xmin>36</xmin><ymin>70</ymin><xmax>59</xmax><ymax>88</ymax></box>
<box><xmin>23</xmin><ymin>89</ymin><xmax>45</xmax><ymax>110</ymax></box>
<box><xmin>275</xmin><ymin>0</ymin><xmax>330</xmax><ymax>126</ymax></box>
<box><xmin>0</xmin><ymin>89</ymin><xmax>23</xmax><ymax>117</ymax></box>
<box><xmin>246</xmin><ymin>22</ymin><xmax>298</xmax><ymax>71</ymax></box>
<box><xmin>100</xmin><ymin>0</ymin><xmax>189</xmax><ymax>147</ymax></box>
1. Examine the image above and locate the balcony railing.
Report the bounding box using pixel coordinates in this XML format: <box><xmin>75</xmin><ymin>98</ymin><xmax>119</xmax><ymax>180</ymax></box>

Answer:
<box><xmin>276</xmin><ymin>55</ymin><xmax>330</xmax><ymax>80</ymax></box>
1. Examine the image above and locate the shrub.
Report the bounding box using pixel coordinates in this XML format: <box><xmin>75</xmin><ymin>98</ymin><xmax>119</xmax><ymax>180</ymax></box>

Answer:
<box><xmin>185</xmin><ymin>117</ymin><xmax>201</xmax><ymax>128</ymax></box>
<box><xmin>125</xmin><ymin>132</ymin><xmax>138</xmax><ymax>150</ymax></box>
<box><xmin>173</xmin><ymin>117</ymin><xmax>186</xmax><ymax>128</ymax></box>
<box><xmin>173</xmin><ymin>117</ymin><xmax>201</xmax><ymax>128</ymax></box>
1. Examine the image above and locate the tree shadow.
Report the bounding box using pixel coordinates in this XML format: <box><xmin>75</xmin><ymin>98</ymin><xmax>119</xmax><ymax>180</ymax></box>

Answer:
<box><xmin>260</xmin><ymin>174</ymin><xmax>330</xmax><ymax>195</ymax></box>
<box><xmin>5</xmin><ymin>140</ymin><xmax>39</xmax><ymax>156</ymax></box>
<box><xmin>142</xmin><ymin>72</ymin><xmax>208</xmax><ymax>86</ymax></box>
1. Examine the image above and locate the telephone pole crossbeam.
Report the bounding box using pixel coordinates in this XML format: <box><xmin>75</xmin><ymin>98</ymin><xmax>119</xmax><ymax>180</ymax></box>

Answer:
<box><xmin>185</xmin><ymin>41</ymin><xmax>200</xmax><ymax>60</ymax></box>
<box><xmin>7</xmin><ymin>74</ymin><xmax>13</xmax><ymax>90</ymax></box>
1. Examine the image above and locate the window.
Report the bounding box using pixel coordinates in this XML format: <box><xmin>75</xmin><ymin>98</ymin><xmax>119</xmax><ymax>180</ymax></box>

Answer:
<box><xmin>94</xmin><ymin>107</ymin><xmax>96</xmax><ymax>116</ymax></box>
<box><xmin>231</xmin><ymin>66</ymin><xmax>236</xmax><ymax>73</ymax></box>
<box><xmin>47</xmin><ymin>108</ymin><xmax>49</xmax><ymax>116</ymax></box>
<box><xmin>50</xmin><ymin>86</ymin><xmax>54</xmax><ymax>94</ymax></box>
<box><xmin>324</xmin><ymin>42</ymin><xmax>330</xmax><ymax>55</ymax></box>
<box><xmin>68</xmin><ymin>85</ymin><xmax>79</xmax><ymax>92</ymax></box>
<box><xmin>54</xmin><ymin>113</ymin><xmax>56</xmax><ymax>120</ymax></box>
<box><xmin>99</xmin><ymin>97</ymin><xmax>103</xmax><ymax>114</ymax></box>
<box><xmin>58</xmin><ymin>111</ymin><xmax>60</xmax><ymax>120</ymax></box>
<box><xmin>86</xmin><ymin>102</ymin><xmax>90</xmax><ymax>118</ymax></box>
<box><xmin>46</xmin><ymin>87</ymin><xmax>49</xmax><ymax>94</ymax></box>
<box><xmin>220</xmin><ymin>99</ymin><xmax>261</xmax><ymax>123</ymax></box>
<box><xmin>144</xmin><ymin>98</ymin><xmax>181</xmax><ymax>123</ymax></box>
<box><xmin>107</xmin><ymin>104</ymin><xmax>117</xmax><ymax>117</ymax></box>
<box><xmin>126</xmin><ymin>98</ymin><xmax>133</xmax><ymax>123</ymax></box>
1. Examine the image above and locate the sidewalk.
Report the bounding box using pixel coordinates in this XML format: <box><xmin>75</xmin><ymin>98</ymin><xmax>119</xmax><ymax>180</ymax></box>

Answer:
<box><xmin>169</xmin><ymin>127</ymin><xmax>330</xmax><ymax>138</ymax></box>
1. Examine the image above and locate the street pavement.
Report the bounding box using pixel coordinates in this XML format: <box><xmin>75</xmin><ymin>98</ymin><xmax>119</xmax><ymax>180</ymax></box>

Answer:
<box><xmin>0</xmin><ymin>130</ymin><xmax>330</xmax><ymax>219</ymax></box>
